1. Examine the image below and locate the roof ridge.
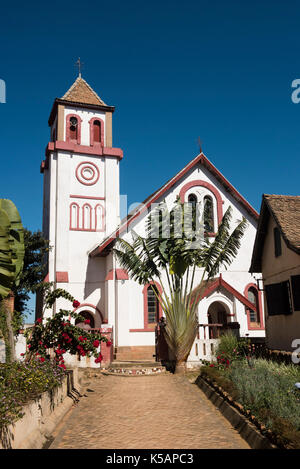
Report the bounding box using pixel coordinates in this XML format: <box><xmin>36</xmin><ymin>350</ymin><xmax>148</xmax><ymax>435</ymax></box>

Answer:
<box><xmin>264</xmin><ymin>194</ymin><xmax>300</xmax><ymax>199</ymax></box>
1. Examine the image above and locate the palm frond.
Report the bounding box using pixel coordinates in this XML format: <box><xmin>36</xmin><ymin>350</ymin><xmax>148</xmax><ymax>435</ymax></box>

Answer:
<box><xmin>207</xmin><ymin>217</ymin><xmax>248</xmax><ymax>279</ymax></box>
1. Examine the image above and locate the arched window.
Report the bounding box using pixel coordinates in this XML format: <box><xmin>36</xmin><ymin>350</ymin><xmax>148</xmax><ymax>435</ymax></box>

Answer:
<box><xmin>95</xmin><ymin>204</ymin><xmax>104</xmax><ymax>232</ymax></box>
<box><xmin>66</xmin><ymin>114</ymin><xmax>81</xmax><ymax>144</ymax></box>
<box><xmin>82</xmin><ymin>204</ymin><xmax>92</xmax><ymax>230</ymax></box>
<box><xmin>188</xmin><ymin>193</ymin><xmax>197</xmax><ymax>206</ymax></box>
<box><xmin>70</xmin><ymin>203</ymin><xmax>79</xmax><ymax>230</ymax></box>
<box><xmin>204</xmin><ymin>195</ymin><xmax>214</xmax><ymax>233</ymax></box>
<box><xmin>188</xmin><ymin>193</ymin><xmax>197</xmax><ymax>231</ymax></box>
<box><xmin>244</xmin><ymin>283</ymin><xmax>264</xmax><ymax>330</ymax></box>
<box><xmin>93</xmin><ymin>120</ymin><xmax>101</xmax><ymax>144</ymax></box>
<box><xmin>89</xmin><ymin>117</ymin><xmax>104</xmax><ymax>147</ymax></box>
<box><xmin>69</xmin><ymin>116</ymin><xmax>78</xmax><ymax>141</ymax></box>
<box><xmin>147</xmin><ymin>285</ymin><xmax>159</xmax><ymax>324</ymax></box>
<box><xmin>142</xmin><ymin>282</ymin><xmax>162</xmax><ymax>330</ymax></box>
<box><xmin>247</xmin><ymin>287</ymin><xmax>259</xmax><ymax>324</ymax></box>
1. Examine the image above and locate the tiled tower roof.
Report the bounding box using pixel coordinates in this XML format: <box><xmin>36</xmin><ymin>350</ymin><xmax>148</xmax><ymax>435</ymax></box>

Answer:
<box><xmin>61</xmin><ymin>77</ymin><xmax>107</xmax><ymax>106</ymax></box>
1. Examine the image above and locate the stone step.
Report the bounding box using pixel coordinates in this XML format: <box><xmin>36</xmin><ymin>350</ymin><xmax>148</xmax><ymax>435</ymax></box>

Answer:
<box><xmin>110</xmin><ymin>360</ymin><xmax>161</xmax><ymax>368</ymax></box>
<box><xmin>106</xmin><ymin>362</ymin><xmax>166</xmax><ymax>376</ymax></box>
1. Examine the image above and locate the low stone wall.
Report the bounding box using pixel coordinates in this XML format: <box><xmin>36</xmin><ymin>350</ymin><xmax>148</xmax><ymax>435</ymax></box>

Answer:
<box><xmin>0</xmin><ymin>368</ymin><xmax>80</xmax><ymax>449</ymax></box>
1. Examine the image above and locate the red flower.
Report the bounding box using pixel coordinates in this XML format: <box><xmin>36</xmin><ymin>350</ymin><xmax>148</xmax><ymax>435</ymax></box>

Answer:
<box><xmin>36</xmin><ymin>318</ymin><xmax>42</xmax><ymax>323</ymax></box>
<box><xmin>27</xmin><ymin>344</ymin><xmax>31</xmax><ymax>349</ymax></box>
<box><xmin>84</xmin><ymin>319</ymin><xmax>90</xmax><ymax>324</ymax></box>
<box><xmin>20</xmin><ymin>353</ymin><xmax>24</xmax><ymax>356</ymax></box>
<box><xmin>93</xmin><ymin>340</ymin><xmax>100</xmax><ymax>348</ymax></box>
<box><xmin>209</xmin><ymin>364</ymin><xmax>214</xmax><ymax>367</ymax></box>
<box><xmin>95</xmin><ymin>353</ymin><xmax>103</xmax><ymax>363</ymax></box>
<box><xmin>78</xmin><ymin>336</ymin><xmax>84</xmax><ymax>342</ymax></box>
<box><xmin>40</xmin><ymin>357</ymin><xmax>45</xmax><ymax>362</ymax></box>
<box><xmin>106</xmin><ymin>341</ymin><xmax>112</xmax><ymax>347</ymax></box>
<box><xmin>73</xmin><ymin>300</ymin><xmax>80</xmax><ymax>308</ymax></box>
<box><xmin>59</xmin><ymin>364</ymin><xmax>66</xmax><ymax>369</ymax></box>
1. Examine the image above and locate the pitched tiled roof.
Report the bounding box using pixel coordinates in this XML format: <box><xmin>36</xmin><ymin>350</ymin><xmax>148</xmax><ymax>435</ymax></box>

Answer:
<box><xmin>250</xmin><ymin>194</ymin><xmax>300</xmax><ymax>272</ymax></box>
<box><xmin>61</xmin><ymin>77</ymin><xmax>107</xmax><ymax>106</ymax></box>
<box><xmin>264</xmin><ymin>194</ymin><xmax>300</xmax><ymax>252</ymax></box>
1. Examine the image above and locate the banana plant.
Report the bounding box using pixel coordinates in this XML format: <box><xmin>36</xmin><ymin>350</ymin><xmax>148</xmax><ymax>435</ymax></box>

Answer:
<box><xmin>0</xmin><ymin>199</ymin><xmax>25</xmax><ymax>362</ymax></box>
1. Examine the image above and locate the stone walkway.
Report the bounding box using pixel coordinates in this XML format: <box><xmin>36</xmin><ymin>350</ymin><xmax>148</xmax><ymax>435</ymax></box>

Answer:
<box><xmin>49</xmin><ymin>373</ymin><xmax>249</xmax><ymax>449</ymax></box>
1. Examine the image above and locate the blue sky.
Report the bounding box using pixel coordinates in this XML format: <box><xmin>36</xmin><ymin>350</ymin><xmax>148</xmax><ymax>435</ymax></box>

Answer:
<box><xmin>1</xmin><ymin>0</ymin><xmax>300</xmax><ymax>320</ymax></box>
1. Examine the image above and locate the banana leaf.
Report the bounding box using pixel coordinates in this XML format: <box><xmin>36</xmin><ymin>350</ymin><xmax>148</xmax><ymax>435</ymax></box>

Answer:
<box><xmin>0</xmin><ymin>199</ymin><xmax>24</xmax><ymax>287</ymax></box>
<box><xmin>0</xmin><ymin>207</ymin><xmax>15</xmax><ymax>298</ymax></box>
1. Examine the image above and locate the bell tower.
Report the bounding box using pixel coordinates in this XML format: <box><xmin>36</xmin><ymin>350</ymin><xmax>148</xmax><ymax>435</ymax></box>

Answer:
<box><xmin>40</xmin><ymin>76</ymin><xmax>123</xmax><ymax>317</ymax></box>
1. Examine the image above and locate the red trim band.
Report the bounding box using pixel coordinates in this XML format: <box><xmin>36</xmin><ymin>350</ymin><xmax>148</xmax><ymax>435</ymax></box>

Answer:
<box><xmin>56</xmin><ymin>271</ymin><xmax>69</xmax><ymax>283</ymax></box>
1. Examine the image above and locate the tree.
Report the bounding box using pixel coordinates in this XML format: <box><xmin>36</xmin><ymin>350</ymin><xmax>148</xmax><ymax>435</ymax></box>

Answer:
<box><xmin>114</xmin><ymin>199</ymin><xmax>248</xmax><ymax>373</ymax></box>
<box><xmin>12</xmin><ymin>229</ymin><xmax>49</xmax><ymax>315</ymax></box>
<box><xmin>0</xmin><ymin>199</ymin><xmax>25</xmax><ymax>362</ymax></box>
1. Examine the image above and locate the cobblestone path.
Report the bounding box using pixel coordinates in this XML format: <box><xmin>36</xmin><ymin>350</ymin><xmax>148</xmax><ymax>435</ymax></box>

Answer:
<box><xmin>49</xmin><ymin>373</ymin><xmax>249</xmax><ymax>449</ymax></box>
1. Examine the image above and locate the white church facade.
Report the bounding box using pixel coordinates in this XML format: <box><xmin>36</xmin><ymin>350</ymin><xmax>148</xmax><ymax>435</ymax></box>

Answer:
<box><xmin>39</xmin><ymin>76</ymin><xmax>265</xmax><ymax>367</ymax></box>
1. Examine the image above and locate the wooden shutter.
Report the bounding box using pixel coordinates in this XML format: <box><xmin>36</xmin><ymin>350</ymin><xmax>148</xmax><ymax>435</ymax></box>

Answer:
<box><xmin>273</xmin><ymin>227</ymin><xmax>282</xmax><ymax>257</ymax></box>
<box><xmin>291</xmin><ymin>275</ymin><xmax>300</xmax><ymax>311</ymax></box>
<box><xmin>265</xmin><ymin>281</ymin><xmax>292</xmax><ymax>315</ymax></box>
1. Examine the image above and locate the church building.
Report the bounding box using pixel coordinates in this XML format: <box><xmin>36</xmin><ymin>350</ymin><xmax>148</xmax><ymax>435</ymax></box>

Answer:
<box><xmin>39</xmin><ymin>76</ymin><xmax>265</xmax><ymax>367</ymax></box>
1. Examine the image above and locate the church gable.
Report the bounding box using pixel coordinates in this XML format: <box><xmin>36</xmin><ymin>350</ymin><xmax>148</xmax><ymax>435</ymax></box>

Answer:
<box><xmin>89</xmin><ymin>152</ymin><xmax>259</xmax><ymax>258</ymax></box>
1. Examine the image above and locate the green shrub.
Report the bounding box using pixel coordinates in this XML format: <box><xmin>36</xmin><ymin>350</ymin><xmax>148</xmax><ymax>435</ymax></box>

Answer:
<box><xmin>0</xmin><ymin>359</ymin><xmax>65</xmax><ymax>430</ymax></box>
<box><xmin>215</xmin><ymin>331</ymin><xmax>249</xmax><ymax>363</ymax></box>
<box><xmin>200</xmin><ymin>358</ymin><xmax>300</xmax><ymax>448</ymax></box>
<box><xmin>227</xmin><ymin>359</ymin><xmax>300</xmax><ymax>440</ymax></box>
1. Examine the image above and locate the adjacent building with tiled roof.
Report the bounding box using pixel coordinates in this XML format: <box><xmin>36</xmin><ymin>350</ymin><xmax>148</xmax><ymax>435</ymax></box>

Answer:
<box><xmin>250</xmin><ymin>194</ymin><xmax>300</xmax><ymax>352</ymax></box>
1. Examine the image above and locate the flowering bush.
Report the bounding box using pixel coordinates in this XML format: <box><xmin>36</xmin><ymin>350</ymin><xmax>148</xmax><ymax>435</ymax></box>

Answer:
<box><xmin>0</xmin><ymin>359</ymin><xmax>65</xmax><ymax>430</ymax></box>
<box><xmin>24</xmin><ymin>287</ymin><xmax>109</xmax><ymax>367</ymax></box>
<box><xmin>214</xmin><ymin>332</ymin><xmax>250</xmax><ymax>365</ymax></box>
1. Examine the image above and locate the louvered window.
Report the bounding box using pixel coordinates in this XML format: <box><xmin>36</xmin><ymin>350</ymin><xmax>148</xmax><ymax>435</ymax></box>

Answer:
<box><xmin>147</xmin><ymin>286</ymin><xmax>159</xmax><ymax>323</ymax></box>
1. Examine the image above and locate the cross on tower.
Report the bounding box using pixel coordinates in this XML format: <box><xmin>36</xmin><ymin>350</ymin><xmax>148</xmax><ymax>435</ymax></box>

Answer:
<box><xmin>75</xmin><ymin>57</ymin><xmax>84</xmax><ymax>78</ymax></box>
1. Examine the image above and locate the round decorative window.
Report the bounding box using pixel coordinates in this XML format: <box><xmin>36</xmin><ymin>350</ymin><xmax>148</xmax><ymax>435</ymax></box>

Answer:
<box><xmin>75</xmin><ymin>161</ymin><xmax>100</xmax><ymax>186</ymax></box>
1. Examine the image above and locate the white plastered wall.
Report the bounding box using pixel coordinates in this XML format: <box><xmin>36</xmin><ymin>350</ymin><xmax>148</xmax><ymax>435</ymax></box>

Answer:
<box><xmin>112</xmin><ymin>160</ymin><xmax>265</xmax><ymax>350</ymax></box>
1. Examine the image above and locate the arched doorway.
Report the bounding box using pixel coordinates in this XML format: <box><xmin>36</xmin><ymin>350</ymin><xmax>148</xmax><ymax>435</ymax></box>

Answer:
<box><xmin>207</xmin><ymin>301</ymin><xmax>228</xmax><ymax>338</ymax></box>
<box><xmin>75</xmin><ymin>311</ymin><xmax>95</xmax><ymax>331</ymax></box>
